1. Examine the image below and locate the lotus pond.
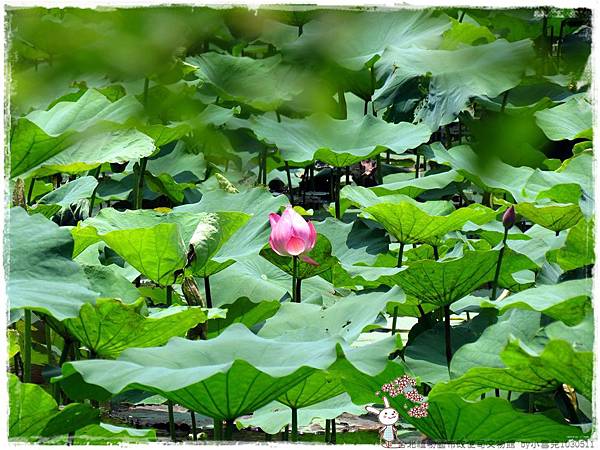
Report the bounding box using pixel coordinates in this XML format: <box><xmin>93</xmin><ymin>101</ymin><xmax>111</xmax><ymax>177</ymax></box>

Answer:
<box><xmin>5</xmin><ymin>5</ymin><xmax>594</xmax><ymax>446</ymax></box>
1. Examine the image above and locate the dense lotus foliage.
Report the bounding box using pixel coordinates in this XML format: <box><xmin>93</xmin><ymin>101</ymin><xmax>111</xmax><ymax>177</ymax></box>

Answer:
<box><xmin>5</xmin><ymin>5</ymin><xmax>593</xmax><ymax>445</ymax></box>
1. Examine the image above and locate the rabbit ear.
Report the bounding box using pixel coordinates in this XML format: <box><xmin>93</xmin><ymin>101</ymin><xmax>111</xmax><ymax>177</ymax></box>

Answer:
<box><xmin>365</xmin><ymin>406</ymin><xmax>380</xmax><ymax>414</ymax></box>
<box><xmin>382</xmin><ymin>396</ymin><xmax>390</xmax><ymax>408</ymax></box>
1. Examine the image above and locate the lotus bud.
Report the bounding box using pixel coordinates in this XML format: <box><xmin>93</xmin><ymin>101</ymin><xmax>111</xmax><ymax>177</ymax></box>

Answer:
<box><xmin>269</xmin><ymin>205</ymin><xmax>318</xmax><ymax>265</ymax></box>
<box><xmin>502</xmin><ymin>205</ymin><xmax>516</xmax><ymax>229</ymax></box>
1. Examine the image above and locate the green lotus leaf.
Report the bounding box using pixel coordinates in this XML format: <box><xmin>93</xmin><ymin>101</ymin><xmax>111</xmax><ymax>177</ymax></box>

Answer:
<box><xmin>46</xmin><ymin>423</ymin><xmax>156</xmax><ymax>445</ymax></box>
<box><xmin>260</xmin><ymin>234</ymin><xmax>337</xmax><ymax>280</ymax></box>
<box><xmin>436</xmin><ymin>338</ymin><xmax>593</xmax><ymax>401</ymax></box>
<box><xmin>7</xmin><ymin>207</ymin><xmax>98</xmax><ymax>320</ymax></box>
<box><xmin>62</xmin><ymin>298</ymin><xmax>212</xmax><ymax>358</ymax></box>
<box><xmin>544</xmin><ymin>313</ymin><xmax>592</xmax><ymax>351</ymax></box>
<box><xmin>8</xmin><ymin>374</ymin><xmax>99</xmax><ymax>442</ymax></box>
<box><xmin>95</xmin><ymin>172</ymin><xmax>136</xmax><ymax>202</ymax></box>
<box><xmin>515</xmin><ymin>202</ymin><xmax>583</xmax><ymax>232</ymax></box>
<box><xmin>439</xmin><ymin>17</ymin><xmax>496</xmax><ymax>50</ymax></box>
<box><xmin>504</xmin><ymin>224</ymin><xmax>566</xmax><ymax>267</ymax></box>
<box><xmin>81</xmin><ymin>264</ymin><xmax>141</xmax><ymax>304</ymax></box>
<box><xmin>143</xmin><ymin>171</ymin><xmax>196</xmax><ymax>204</ymax></box>
<box><xmin>450</xmin><ymin>309</ymin><xmax>542</xmax><ymax>378</ymax></box>
<box><xmin>390</xmin><ymin>250</ymin><xmax>500</xmax><ymax>307</ymax></box>
<box><xmin>364</xmin><ymin>201</ymin><xmax>496</xmax><ymax>246</ymax></box>
<box><xmin>249</xmin><ymin>113</ymin><xmax>431</xmax><ymax>166</ymax></box>
<box><xmin>535</xmin><ymin>96</ymin><xmax>592</xmax><ymax>141</ymax></box>
<box><xmin>10</xmin><ymin>89</ymin><xmax>145</xmax><ymax>178</ymax></box>
<box><xmin>404</xmin><ymin>310</ymin><xmax>497</xmax><ymax>384</ymax></box>
<box><xmin>145</xmin><ymin>141</ymin><xmax>207</xmax><ymax>182</ymax></box>
<box><xmin>376</xmin><ymin>39</ymin><xmax>534</xmax><ymax>129</ymax></box>
<box><xmin>416</xmin><ymin>392</ymin><xmax>585</xmax><ymax>443</ymax></box>
<box><xmin>372</xmin><ymin>170</ymin><xmax>463</xmax><ymax>198</ymax></box>
<box><xmin>338</xmin><ymin>184</ymin><xmax>454</xmax><ymax>218</ymax></box>
<box><xmin>452</xmin><ymin>279</ymin><xmax>592</xmax><ymax>326</ymax></box>
<box><xmin>187</xmin><ymin>212</ymin><xmax>251</xmax><ymax>278</ymax></box>
<box><xmin>427</xmin><ymin>143</ymin><xmax>535</xmax><ymax>201</ymax></box>
<box><xmin>285</xmin><ymin>10</ymin><xmax>451</xmax><ymax>71</ymax></box>
<box><xmin>57</xmin><ymin>324</ymin><xmax>340</xmax><ymax>420</ymax></box>
<box><xmin>523</xmin><ymin>152</ymin><xmax>593</xmax><ymax>216</ymax></box>
<box><xmin>237</xmin><ymin>394</ymin><xmax>363</xmax><ymax>435</ymax></box>
<box><xmin>187</xmin><ymin>53</ymin><xmax>306</xmax><ymax>111</ymax></box>
<box><xmin>547</xmin><ymin>218</ymin><xmax>594</xmax><ymax>272</ymax></box>
<box><xmin>72</xmin><ymin>208</ymin><xmax>236</xmax><ymax>286</ymax></box>
<box><xmin>315</xmin><ymin>217</ymin><xmax>389</xmax><ymax>267</ymax></box>
<box><xmin>207</xmin><ymin>297</ymin><xmax>280</xmax><ymax>338</ymax></box>
<box><xmin>175</xmin><ymin>188</ymin><xmax>289</xmax><ymax>267</ymax></box>
<box><xmin>258</xmin><ymin>287</ymin><xmax>403</xmax><ymax>342</ymax></box>
<box><xmin>30</xmin><ymin>176</ymin><xmax>98</xmax><ymax>218</ymax></box>
<box><xmin>209</xmin><ymin>254</ymin><xmax>336</xmax><ymax>305</ymax></box>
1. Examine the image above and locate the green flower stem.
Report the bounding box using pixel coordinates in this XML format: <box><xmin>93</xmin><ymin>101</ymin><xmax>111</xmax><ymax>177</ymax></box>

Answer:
<box><xmin>190</xmin><ymin>411</ymin><xmax>198</xmax><ymax>441</ymax></box>
<box><xmin>325</xmin><ymin>418</ymin><xmax>330</xmax><ymax>442</ymax></box>
<box><xmin>167</xmin><ymin>400</ymin><xmax>176</xmax><ymax>442</ymax></box>
<box><xmin>283</xmin><ymin>425</ymin><xmax>290</xmax><ymax>441</ymax></box>
<box><xmin>88</xmin><ymin>166</ymin><xmax>102</xmax><ymax>217</ymax></box>
<box><xmin>224</xmin><ymin>419</ymin><xmax>234</xmax><ymax>440</ymax></box>
<box><xmin>265</xmin><ymin>432</ymin><xmax>272</xmax><ymax>441</ymax></box>
<box><xmin>391</xmin><ymin>243</ymin><xmax>405</xmax><ymax>334</ymax></box>
<box><xmin>213</xmin><ymin>418</ymin><xmax>222</xmax><ymax>441</ymax></box>
<box><xmin>491</xmin><ymin>227</ymin><xmax>509</xmax><ymax>300</ymax></box>
<box><xmin>376</xmin><ymin>154</ymin><xmax>382</xmax><ymax>184</ymax></box>
<box><xmin>44</xmin><ymin>321</ymin><xmax>53</xmax><ymax>365</ymax></box>
<box><xmin>334</xmin><ymin>167</ymin><xmax>341</xmax><ymax>219</ymax></box>
<box><xmin>330</xmin><ymin>418</ymin><xmax>337</xmax><ymax>444</ymax></box>
<box><xmin>391</xmin><ymin>306</ymin><xmax>399</xmax><ymax>335</ymax></box>
<box><xmin>166</xmin><ymin>285</ymin><xmax>172</xmax><ymax>307</ymax></box>
<box><xmin>134</xmin><ymin>157</ymin><xmax>148</xmax><ymax>209</ymax></box>
<box><xmin>284</xmin><ymin>162</ymin><xmax>294</xmax><ymax>204</ymax></box>
<box><xmin>26</xmin><ymin>178</ymin><xmax>35</xmax><ymax>205</ymax></box>
<box><xmin>291</xmin><ymin>406</ymin><xmax>298</xmax><ymax>441</ymax></box>
<box><xmin>415</xmin><ymin>152</ymin><xmax>420</xmax><ymax>178</ymax></box>
<box><xmin>292</xmin><ymin>256</ymin><xmax>299</xmax><ymax>303</ymax></box>
<box><xmin>23</xmin><ymin>310</ymin><xmax>32</xmax><ymax>383</ymax></box>
<box><xmin>495</xmin><ymin>388</ymin><xmax>500</xmax><ymax>397</ymax></box>
<box><xmin>338</xmin><ymin>87</ymin><xmax>347</xmax><ymax>119</ymax></box>
<box><xmin>295</xmin><ymin>278</ymin><xmax>302</xmax><ymax>305</ymax></box>
<box><xmin>444</xmin><ymin>305</ymin><xmax>452</xmax><ymax>368</ymax></box>
<box><xmin>204</xmin><ymin>277</ymin><xmax>213</xmax><ymax>308</ymax></box>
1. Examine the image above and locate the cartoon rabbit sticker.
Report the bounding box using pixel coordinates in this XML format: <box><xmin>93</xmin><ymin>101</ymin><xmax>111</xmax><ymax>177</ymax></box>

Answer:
<box><xmin>366</xmin><ymin>396</ymin><xmax>399</xmax><ymax>447</ymax></box>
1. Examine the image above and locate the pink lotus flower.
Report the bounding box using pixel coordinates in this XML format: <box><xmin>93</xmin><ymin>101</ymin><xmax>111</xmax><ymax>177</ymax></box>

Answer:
<box><xmin>269</xmin><ymin>206</ymin><xmax>318</xmax><ymax>265</ymax></box>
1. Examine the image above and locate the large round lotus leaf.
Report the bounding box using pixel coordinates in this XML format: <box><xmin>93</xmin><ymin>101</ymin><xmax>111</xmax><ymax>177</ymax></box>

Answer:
<box><xmin>426</xmin><ymin>143</ymin><xmax>535</xmax><ymax>202</ymax></box>
<box><xmin>337</xmin><ymin>360</ymin><xmax>584</xmax><ymax>443</ymax></box>
<box><xmin>8</xmin><ymin>374</ymin><xmax>99</xmax><ymax>442</ymax></box>
<box><xmin>404</xmin><ymin>310</ymin><xmax>498</xmax><ymax>384</ymax></box>
<box><xmin>46</xmin><ymin>423</ymin><xmax>156</xmax><ymax>445</ymax></box>
<box><xmin>547</xmin><ymin>218</ymin><xmax>594</xmax><ymax>271</ymax></box>
<box><xmin>534</xmin><ymin>96</ymin><xmax>592</xmax><ymax>141</ymax></box>
<box><xmin>187</xmin><ymin>53</ymin><xmax>306</xmax><ymax>111</ymax></box>
<box><xmin>58</xmin><ymin>324</ymin><xmax>340</xmax><ymax>420</ymax></box>
<box><xmin>390</xmin><ymin>250</ymin><xmax>499</xmax><ymax>307</ymax></box>
<box><xmin>208</xmin><ymin>254</ymin><xmax>337</xmax><ymax>306</ymax></box>
<box><xmin>339</xmin><ymin>184</ymin><xmax>454</xmax><ymax>218</ymax></box>
<box><xmin>364</xmin><ymin>201</ymin><xmax>496</xmax><ymax>246</ymax></box>
<box><xmin>249</xmin><ymin>113</ymin><xmax>431</xmax><ymax>166</ymax></box>
<box><xmin>372</xmin><ymin>170</ymin><xmax>463</xmax><ymax>198</ymax></box>
<box><xmin>258</xmin><ymin>287</ymin><xmax>403</xmax><ymax>342</ymax></box>
<box><xmin>452</xmin><ymin>279</ymin><xmax>592</xmax><ymax>326</ymax></box>
<box><xmin>449</xmin><ymin>309</ymin><xmax>542</xmax><ymax>378</ymax></box>
<box><xmin>237</xmin><ymin>393</ymin><xmax>364</xmax><ymax>435</ymax></box>
<box><xmin>62</xmin><ymin>298</ymin><xmax>212</xmax><ymax>358</ymax></box>
<box><xmin>515</xmin><ymin>202</ymin><xmax>583</xmax><ymax>232</ymax></box>
<box><xmin>81</xmin><ymin>264</ymin><xmax>141</xmax><ymax>304</ymax></box>
<box><xmin>175</xmin><ymin>187</ymin><xmax>289</xmax><ymax>267</ymax></box>
<box><xmin>260</xmin><ymin>234</ymin><xmax>338</xmax><ymax>280</ymax></box>
<box><xmin>207</xmin><ymin>297</ymin><xmax>280</xmax><ymax>338</ymax></box>
<box><xmin>284</xmin><ymin>10</ymin><xmax>451</xmax><ymax>71</ymax></box>
<box><xmin>72</xmin><ymin>208</ymin><xmax>241</xmax><ymax>286</ymax></box>
<box><xmin>30</xmin><ymin>176</ymin><xmax>98</xmax><ymax>218</ymax></box>
<box><xmin>375</xmin><ymin>39</ymin><xmax>534</xmax><ymax>129</ymax></box>
<box><xmin>10</xmin><ymin>90</ymin><xmax>152</xmax><ymax>178</ymax></box>
<box><xmin>436</xmin><ymin>338</ymin><xmax>593</xmax><ymax>401</ymax></box>
<box><xmin>7</xmin><ymin>207</ymin><xmax>98</xmax><ymax>321</ymax></box>
<box><xmin>415</xmin><ymin>392</ymin><xmax>585</xmax><ymax>443</ymax></box>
